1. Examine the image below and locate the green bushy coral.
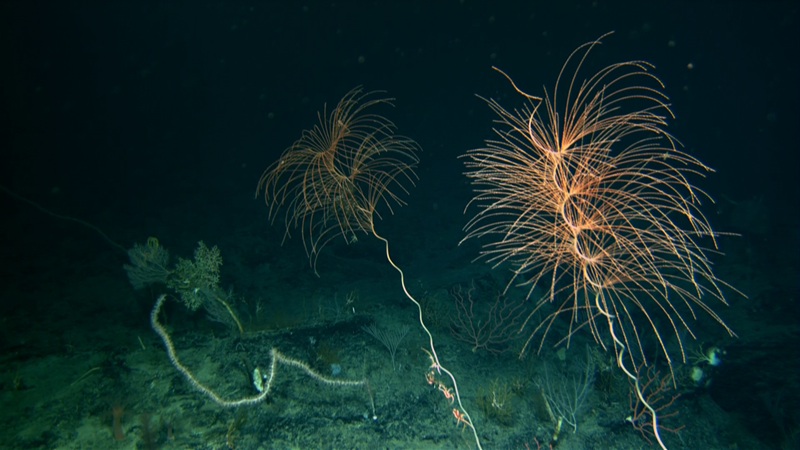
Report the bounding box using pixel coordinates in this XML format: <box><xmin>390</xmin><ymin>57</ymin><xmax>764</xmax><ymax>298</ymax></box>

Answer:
<box><xmin>476</xmin><ymin>378</ymin><xmax>515</xmax><ymax>426</ymax></box>
<box><xmin>125</xmin><ymin>239</ymin><xmax>243</xmax><ymax>332</ymax></box>
<box><xmin>165</xmin><ymin>241</ymin><xmax>222</xmax><ymax>310</ymax></box>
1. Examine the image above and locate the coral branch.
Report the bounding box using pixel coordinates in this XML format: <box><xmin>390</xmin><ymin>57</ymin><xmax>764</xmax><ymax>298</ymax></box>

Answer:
<box><xmin>449</xmin><ymin>282</ymin><xmax>527</xmax><ymax>354</ymax></box>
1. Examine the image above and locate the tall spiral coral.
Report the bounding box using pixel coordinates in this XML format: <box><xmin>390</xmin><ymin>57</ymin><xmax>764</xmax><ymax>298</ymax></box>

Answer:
<box><xmin>462</xmin><ymin>34</ymin><xmax>741</xmax><ymax>374</ymax></box>
<box><xmin>257</xmin><ymin>87</ymin><xmax>420</xmax><ymax>273</ymax></box>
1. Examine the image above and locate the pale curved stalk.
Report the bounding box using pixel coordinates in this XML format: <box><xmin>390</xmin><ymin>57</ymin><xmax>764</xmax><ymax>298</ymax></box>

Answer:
<box><xmin>370</xmin><ymin>222</ymin><xmax>483</xmax><ymax>450</ymax></box>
